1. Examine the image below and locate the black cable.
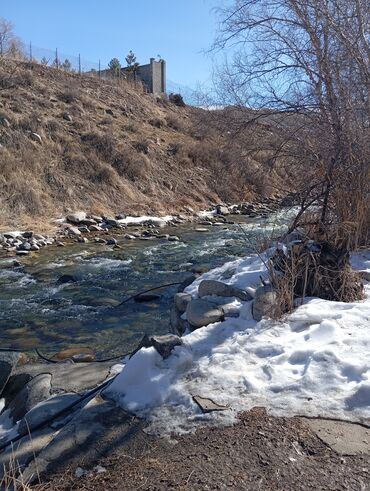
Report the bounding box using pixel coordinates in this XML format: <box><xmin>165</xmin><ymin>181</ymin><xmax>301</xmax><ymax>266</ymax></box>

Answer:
<box><xmin>0</xmin><ymin>374</ymin><xmax>118</xmax><ymax>453</ymax></box>
<box><xmin>115</xmin><ymin>281</ymin><xmax>182</xmax><ymax>307</ymax></box>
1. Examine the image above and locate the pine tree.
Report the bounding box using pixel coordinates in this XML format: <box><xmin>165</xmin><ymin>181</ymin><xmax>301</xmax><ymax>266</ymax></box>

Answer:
<box><xmin>125</xmin><ymin>50</ymin><xmax>139</xmax><ymax>73</ymax></box>
<box><xmin>108</xmin><ymin>57</ymin><xmax>121</xmax><ymax>77</ymax></box>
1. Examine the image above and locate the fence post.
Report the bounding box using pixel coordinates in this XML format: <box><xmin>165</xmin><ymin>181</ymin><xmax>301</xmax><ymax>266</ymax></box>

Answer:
<box><xmin>55</xmin><ymin>48</ymin><xmax>59</xmax><ymax>68</ymax></box>
<box><xmin>29</xmin><ymin>41</ymin><xmax>32</xmax><ymax>62</ymax></box>
<box><xmin>78</xmin><ymin>53</ymin><xmax>81</xmax><ymax>75</ymax></box>
<box><xmin>99</xmin><ymin>59</ymin><xmax>101</xmax><ymax>79</ymax></box>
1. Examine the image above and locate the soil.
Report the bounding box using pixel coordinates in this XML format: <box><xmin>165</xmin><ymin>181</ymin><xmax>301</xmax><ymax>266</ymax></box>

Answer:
<box><xmin>35</xmin><ymin>408</ymin><xmax>370</xmax><ymax>491</ymax></box>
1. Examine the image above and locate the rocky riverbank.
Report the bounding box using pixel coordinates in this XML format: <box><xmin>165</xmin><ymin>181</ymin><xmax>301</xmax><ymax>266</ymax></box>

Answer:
<box><xmin>0</xmin><ymin>195</ymin><xmax>293</xmax><ymax>258</ymax></box>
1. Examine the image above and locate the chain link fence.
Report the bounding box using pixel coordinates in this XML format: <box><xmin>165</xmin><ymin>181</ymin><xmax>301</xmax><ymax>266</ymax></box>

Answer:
<box><xmin>2</xmin><ymin>41</ymin><xmax>199</xmax><ymax>104</ymax></box>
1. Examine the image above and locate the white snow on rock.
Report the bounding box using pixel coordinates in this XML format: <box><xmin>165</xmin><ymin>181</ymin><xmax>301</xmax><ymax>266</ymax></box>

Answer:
<box><xmin>106</xmin><ymin>249</ymin><xmax>370</xmax><ymax>435</ymax></box>
<box><xmin>117</xmin><ymin>215</ymin><xmax>174</xmax><ymax>226</ymax></box>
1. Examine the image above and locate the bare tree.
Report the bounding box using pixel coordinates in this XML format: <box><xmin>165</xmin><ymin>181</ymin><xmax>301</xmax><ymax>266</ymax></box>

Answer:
<box><xmin>214</xmin><ymin>0</ymin><xmax>370</xmax><ymax>247</ymax></box>
<box><xmin>0</xmin><ymin>18</ymin><xmax>24</xmax><ymax>58</ymax></box>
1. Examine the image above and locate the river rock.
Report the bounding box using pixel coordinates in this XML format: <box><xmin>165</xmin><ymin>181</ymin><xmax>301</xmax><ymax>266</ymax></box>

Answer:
<box><xmin>106</xmin><ymin>238</ymin><xmax>117</xmax><ymax>245</ymax></box>
<box><xmin>134</xmin><ymin>293</ymin><xmax>161</xmax><ymax>302</ymax></box>
<box><xmin>174</xmin><ymin>292</ymin><xmax>192</xmax><ymax>313</ymax></box>
<box><xmin>79</xmin><ymin>218</ymin><xmax>97</xmax><ymax>226</ymax></box>
<box><xmin>16</xmin><ymin>250</ymin><xmax>30</xmax><ymax>256</ymax></box>
<box><xmin>150</xmin><ymin>335</ymin><xmax>183</xmax><ymax>359</ymax></box>
<box><xmin>104</xmin><ymin>217</ymin><xmax>120</xmax><ymax>228</ymax></box>
<box><xmin>8</xmin><ymin>373</ymin><xmax>52</xmax><ymax>423</ymax></box>
<box><xmin>216</xmin><ymin>205</ymin><xmax>230</xmax><ymax>215</ymax></box>
<box><xmin>198</xmin><ymin>280</ymin><xmax>252</xmax><ymax>302</ymax></box>
<box><xmin>57</xmin><ymin>274</ymin><xmax>77</xmax><ymax>284</ymax></box>
<box><xmin>186</xmin><ymin>299</ymin><xmax>224</xmax><ymax>328</ymax></box>
<box><xmin>252</xmin><ymin>285</ymin><xmax>277</xmax><ymax>321</ymax></box>
<box><xmin>168</xmin><ymin>235</ymin><xmax>180</xmax><ymax>242</ymax></box>
<box><xmin>89</xmin><ymin>224</ymin><xmax>102</xmax><ymax>232</ymax></box>
<box><xmin>52</xmin><ymin>348</ymin><xmax>95</xmax><ymax>362</ymax></box>
<box><xmin>18</xmin><ymin>242</ymin><xmax>31</xmax><ymax>251</ymax></box>
<box><xmin>66</xmin><ymin>226</ymin><xmax>81</xmax><ymax>237</ymax></box>
<box><xmin>66</xmin><ymin>212</ymin><xmax>86</xmax><ymax>224</ymax></box>
<box><xmin>178</xmin><ymin>274</ymin><xmax>197</xmax><ymax>292</ymax></box>
<box><xmin>0</xmin><ymin>351</ymin><xmax>20</xmax><ymax>398</ymax></box>
<box><xmin>170</xmin><ymin>305</ymin><xmax>184</xmax><ymax>336</ymax></box>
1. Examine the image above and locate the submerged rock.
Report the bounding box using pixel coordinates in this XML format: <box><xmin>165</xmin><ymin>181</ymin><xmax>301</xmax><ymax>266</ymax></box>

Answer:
<box><xmin>134</xmin><ymin>293</ymin><xmax>161</xmax><ymax>302</ymax></box>
<box><xmin>57</xmin><ymin>274</ymin><xmax>77</xmax><ymax>285</ymax></box>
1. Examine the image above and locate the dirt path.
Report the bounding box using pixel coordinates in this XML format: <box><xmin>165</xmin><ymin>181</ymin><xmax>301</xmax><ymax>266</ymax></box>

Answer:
<box><xmin>36</xmin><ymin>408</ymin><xmax>370</xmax><ymax>491</ymax></box>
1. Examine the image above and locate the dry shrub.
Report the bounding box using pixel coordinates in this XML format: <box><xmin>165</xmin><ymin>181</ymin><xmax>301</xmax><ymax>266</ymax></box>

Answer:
<box><xmin>133</xmin><ymin>139</ymin><xmax>150</xmax><ymax>154</ymax></box>
<box><xmin>17</xmin><ymin>112</ymin><xmax>43</xmax><ymax>133</ymax></box>
<box><xmin>81</xmin><ymin>131</ymin><xmax>116</xmax><ymax>161</ymax></box>
<box><xmin>0</xmin><ymin>67</ymin><xmax>33</xmax><ymax>89</ymax></box>
<box><xmin>269</xmin><ymin>239</ymin><xmax>364</xmax><ymax>317</ymax></box>
<box><xmin>92</xmin><ymin>162</ymin><xmax>120</xmax><ymax>186</ymax></box>
<box><xmin>58</xmin><ymin>87</ymin><xmax>80</xmax><ymax>104</ymax></box>
<box><xmin>166</xmin><ymin>114</ymin><xmax>185</xmax><ymax>132</ymax></box>
<box><xmin>113</xmin><ymin>147</ymin><xmax>151</xmax><ymax>181</ymax></box>
<box><xmin>149</xmin><ymin>118</ymin><xmax>163</xmax><ymax>128</ymax></box>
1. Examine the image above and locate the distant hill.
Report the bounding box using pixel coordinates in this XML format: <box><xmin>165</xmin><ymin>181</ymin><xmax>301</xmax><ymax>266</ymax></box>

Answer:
<box><xmin>0</xmin><ymin>60</ymin><xmax>289</xmax><ymax>229</ymax></box>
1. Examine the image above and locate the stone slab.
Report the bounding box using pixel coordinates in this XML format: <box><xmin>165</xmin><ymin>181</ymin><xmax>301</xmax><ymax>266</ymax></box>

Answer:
<box><xmin>303</xmin><ymin>418</ymin><xmax>370</xmax><ymax>455</ymax></box>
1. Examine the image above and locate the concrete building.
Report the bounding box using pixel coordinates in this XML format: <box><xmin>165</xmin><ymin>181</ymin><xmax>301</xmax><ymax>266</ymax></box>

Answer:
<box><xmin>122</xmin><ymin>58</ymin><xmax>166</xmax><ymax>94</ymax></box>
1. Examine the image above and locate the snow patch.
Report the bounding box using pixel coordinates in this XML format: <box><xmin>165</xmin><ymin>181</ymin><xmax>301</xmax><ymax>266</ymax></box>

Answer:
<box><xmin>106</xmin><ymin>249</ymin><xmax>370</xmax><ymax>435</ymax></box>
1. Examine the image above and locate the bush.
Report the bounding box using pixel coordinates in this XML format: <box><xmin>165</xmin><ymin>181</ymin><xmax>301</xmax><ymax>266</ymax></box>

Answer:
<box><xmin>58</xmin><ymin>88</ymin><xmax>79</xmax><ymax>104</ymax></box>
<box><xmin>166</xmin><ymin>114</ymin><xmax>185</xmax><ymax>132</ymax></box>
<box><xmin>169</xmin><ymin>93</ymin><xmax>185</xmax><ymax>107</ymax></box>
<box><xmin>81</xmin><ymin>131</ymin><xmax>116</xmax><ymax>161</ymax></box>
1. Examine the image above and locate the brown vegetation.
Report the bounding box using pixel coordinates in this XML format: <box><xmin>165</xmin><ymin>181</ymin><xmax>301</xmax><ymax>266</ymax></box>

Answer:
<box><xmin>0</xmin><ymin>59</ymin><xmax>286</xmax><ymax>230</ymax></box>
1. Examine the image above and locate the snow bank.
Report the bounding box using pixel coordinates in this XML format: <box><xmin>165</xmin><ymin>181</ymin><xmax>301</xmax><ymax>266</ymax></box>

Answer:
<box><xmin>117</xmin><ymin>215</ymin><xmax>174</xmax><ymax>226</ymax></box>
<box><xmin>106</xmin><ymin>249</ymin><xmax>370</xmax><ymax>435</ymax></box>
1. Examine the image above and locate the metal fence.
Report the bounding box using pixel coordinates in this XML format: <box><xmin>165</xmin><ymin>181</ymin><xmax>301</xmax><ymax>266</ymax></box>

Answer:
<box><xmin>4</xmin><ymin>41</ymin><xmax>199</xmax><ymax>104</ymax></box>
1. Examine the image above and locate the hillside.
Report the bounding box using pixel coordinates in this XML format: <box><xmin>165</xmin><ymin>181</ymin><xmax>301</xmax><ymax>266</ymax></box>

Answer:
<box><xmin>0</xmin><ymin>60</ymin><xmax>285</xmax><ymax>230</ymax></box>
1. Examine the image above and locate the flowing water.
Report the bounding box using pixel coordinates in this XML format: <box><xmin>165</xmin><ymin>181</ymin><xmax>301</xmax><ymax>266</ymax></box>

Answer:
<box><xmin>0</xmin><ymin>210</ymin><xmax>293</xmax><ymax>357</ymax></box>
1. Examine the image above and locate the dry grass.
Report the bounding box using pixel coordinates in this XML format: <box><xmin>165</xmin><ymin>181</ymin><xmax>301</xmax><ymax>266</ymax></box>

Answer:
<box><xmin>0</xmin><ymin>59</ymin><xmax>288</xmax><ymax>231</ymax></box>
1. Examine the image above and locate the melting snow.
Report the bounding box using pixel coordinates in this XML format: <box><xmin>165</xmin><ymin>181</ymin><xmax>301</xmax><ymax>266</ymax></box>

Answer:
<box><xmin>80</xmin><ymin>249</ymin><xmax>370</xmax><ymax>433</ymax></box>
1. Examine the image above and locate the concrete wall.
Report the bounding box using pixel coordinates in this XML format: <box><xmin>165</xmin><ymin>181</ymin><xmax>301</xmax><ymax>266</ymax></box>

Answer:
<box><xmin>124</xmin><ymin>58</ymin><xmax>166</xmax><ymax>94</ymax></box>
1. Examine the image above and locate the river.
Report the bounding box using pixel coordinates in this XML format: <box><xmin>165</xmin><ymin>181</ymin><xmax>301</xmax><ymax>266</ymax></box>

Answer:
<box><xmin>0</xmin><ymin>210</ymin><xmax>293</xmax><ymax>357</ymax></box>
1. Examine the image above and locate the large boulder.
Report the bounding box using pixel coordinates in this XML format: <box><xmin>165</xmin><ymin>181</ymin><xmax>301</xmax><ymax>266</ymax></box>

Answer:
<box><xmin>186</xmin><ymin>299</ymin><xmax>224</xmax><ymax>328</ymax></box>
<box><xmin>66</xmin><ymin>212</ymin><xmax>87</xmax><ymax>225</ymax></box>
<box><xmin>252</xmin><ymin>285</ymin><xmax>277</xmax><ymax>321</ymax></box>
<box><xmin>198</xmin><ymin>280</ymin><xmax>252</xmax><ymax>302</ymax></box>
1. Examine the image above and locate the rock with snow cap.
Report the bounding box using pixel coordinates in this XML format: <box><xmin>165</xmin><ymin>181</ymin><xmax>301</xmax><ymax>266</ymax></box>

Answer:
<box><xmin>198</xmin><ymin>279</ymin><xmax>252</xmax><ymax>302</ymax></box>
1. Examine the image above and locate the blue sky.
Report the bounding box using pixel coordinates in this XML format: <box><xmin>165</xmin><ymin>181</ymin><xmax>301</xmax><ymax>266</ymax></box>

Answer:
<box><xmin>2</xmin><ymin>0</ymin><xmax>221</xmax><ymax>90</ymax></box>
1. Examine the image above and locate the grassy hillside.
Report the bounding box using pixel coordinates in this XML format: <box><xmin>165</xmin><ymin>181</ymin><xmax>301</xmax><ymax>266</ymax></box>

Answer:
<box><xmin>0</xmin><ymin>60</ymin><xmax>284</xmax><ymax>230</ymax></box>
